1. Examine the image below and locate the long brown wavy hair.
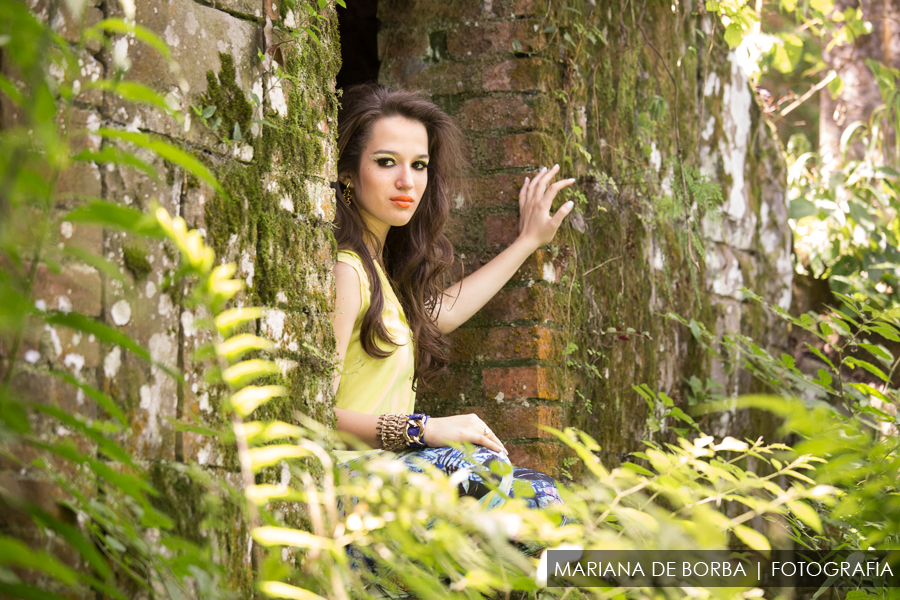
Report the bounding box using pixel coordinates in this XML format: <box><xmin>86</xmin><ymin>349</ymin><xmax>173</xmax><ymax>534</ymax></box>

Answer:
<box><xmin>335</xmin><ymin>84</ymin><xmax>468</xmax><ymax>391</ymax></box>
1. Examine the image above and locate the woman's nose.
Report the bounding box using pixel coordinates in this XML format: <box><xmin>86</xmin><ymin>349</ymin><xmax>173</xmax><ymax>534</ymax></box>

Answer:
<box><xmin>396</xmin><ymin>166</ymin><xmax>414</xmax><ymax>189</ymax></box>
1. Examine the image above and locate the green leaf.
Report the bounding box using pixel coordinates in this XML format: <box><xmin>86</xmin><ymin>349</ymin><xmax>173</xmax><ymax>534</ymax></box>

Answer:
<box><xmin>772</xmin><ymin>36</ymin><xmax>803</xmax><ymax>73</ymax></box>
<box><xmin>827</xmin><ymin>72</ymin><xmax>843</xmax><ymax>97</ymax></box>
<box><xmin>84</xmin><ymin>19</ymin><xmax>172</xmax><ymax>61</ymax></box>
<box><xmin>0</xmin><ymin>535</ymin><xmax>79</xmax><ymax>585</ymax></box>
<box><xmin>0</xmin><ymin>400</ymin><xmax>31</xmax><ymax>434</ymax></box>
<box><xmin>786</xmin><ymin>500</ymin><xmax>823</xmax><ymax>533</ymax></box>
<box><xmin>84</xmin><ymin>80</ymin><xmax>178</xmax><ymax>116</ymax></box>
<box><xmin>258</xmin><ymin>581</ymin><xmax>328</xmax><ymax>600</ymax></box>
<box><xmin>169</xmin><ymin>419</ymin><xmax>233</xmax><ymax>440</ymax></box>
<box><xmin>43</xmin><ymin>312</ymin><xmax>178</xmax><ymax>379</ymax></box>
<box><xmin>621</xmin><ymin>462</ymin><xmax>654</xmax><ymax>477</ymax></box>
<box><xmin>0</xmin><ymin>583</ymin><xmax>70</xmax><ymax>600</ymax></box>
<box><xmin>229</xmin><ymin>385</ymin><xmax>288</xmax><ymax>417</ymax></box>
<box><xmin>44</xmin><ymin>369</ymin><xmax>127</xmax><ymax>425</ymax></box>
<box><xmin>0</xmin><ymin>73</ymin><xmax>25</xmax><ymax>106</ymax></box>
<box><xmin>732</xmin><ymin>524</ymin><xmax>771</xmax><ymax>551</ymax></box>
<box><xmin>844</xmin><ymin>357</ymin><xmax>889</xmax><ymax>382</ymax></box>
<box><xmin>222</xmin><ymin>359</ymin><xmax>280</xmax><ymax>388</ymax></box>
<box><xmin>97</xmin><ymin>128</ymin><xmax>222</xmax><ymax>194</ymax></box>
<box><xmin>72</xmin><ymin>146</ymin><xmax>156</xmax><ymax>179</ymax></box>
<box><xmin>247</xmin><ymin>445</ymin><xmax>312</xmax><ymax>469</ymax></box>
<box><xmin>814</xmin><ymin>368</ymin><xmax>833</xmax><ymax>388</ymax></box>
<box><xmin>216</xmin><ymin>334</ymin><xmax>275</xmax><ymax>361</ymax></box>
<box><xmin>847</xmin><ymin>382</ymin><xmax>894</xmax><ymax>405</ymax></box>
<box><xmin>34</xmin><ymin>405</ymin><xmax>133</xmax><ymax>466</ymax></box>
<box><xmin>62</xmin><ymin>245</ymin><xmax>125</xmax><ymax>283</ymax></box>
<box><xmin>871</xmin><ymin>323</ymin><xmax>900</xmax><ymax>342</ymax></box>
<box><xmin>232</xmin><ymin>121</ymin><xmax>242</xmax><ymax>143</ymax></box>
<box><xmin>858</xmin><ymin>342</ymin><xmax>892</xmax><ymax>363</ymax></box>
<box><xmin>24</xmin><ymin>506</ymin><xmax>112</xmax><ymax>580</ymax></box>
<box><xmin>215</xmin><ymin>307</ymin><xmax>263</xmax><ymax>333</ymax></box>
<box><xmin>201</xmin><ymin>105</ymin><xmax>216</xmax><ymax>119</ymax></box>
<box><xmin>64</xmin><ymin>201</ymin><xmax>165</xmax><ymax>237</ymax></box>
<box><xmin>805</xmin><ymin>343</ymin><xmax>836</xmax><ymax>370</ymax></box>
<box><xmin>723</xmin><ymin>23</ymin><xmax>744</xmax><ymax>49</ymax></box>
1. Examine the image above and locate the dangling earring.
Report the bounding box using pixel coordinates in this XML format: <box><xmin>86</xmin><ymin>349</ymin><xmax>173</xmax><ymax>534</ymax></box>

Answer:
<box><xmin>342</xmin><ymin>185</ymin><xmax>352</xmax><ymax>206</ymax></box>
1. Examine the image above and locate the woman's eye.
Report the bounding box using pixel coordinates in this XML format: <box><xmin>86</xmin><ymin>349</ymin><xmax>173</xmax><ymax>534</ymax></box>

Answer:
<box><xmin>375</xmin><ymin>158</ymin><xmax>395</xmax><ymax>167</ymax></box>
<box><xmin>413</xmin><ymin>162</ymin><xmax>429</xmax><ymax>170</ymax></box>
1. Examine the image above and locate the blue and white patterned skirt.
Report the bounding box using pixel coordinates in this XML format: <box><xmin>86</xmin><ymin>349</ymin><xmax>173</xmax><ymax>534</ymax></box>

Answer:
<box><xmin>340</xmin><ymin>445</ymin><xmax>567</xmax><ymax>518</ymax></box>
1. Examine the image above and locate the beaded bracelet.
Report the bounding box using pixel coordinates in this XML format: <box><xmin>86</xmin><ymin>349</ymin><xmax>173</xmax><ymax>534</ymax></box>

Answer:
<box><xmin>377</xmin><ymin>413</ymin><xmax>429</xmax><ymax>451</ymax></box>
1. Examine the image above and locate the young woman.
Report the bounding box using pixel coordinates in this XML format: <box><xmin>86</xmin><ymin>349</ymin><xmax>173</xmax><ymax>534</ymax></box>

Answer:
<box><xmin>330</xmin><ymin>84</ymin><xmax>575</xmax><ymax>515</ymax></box>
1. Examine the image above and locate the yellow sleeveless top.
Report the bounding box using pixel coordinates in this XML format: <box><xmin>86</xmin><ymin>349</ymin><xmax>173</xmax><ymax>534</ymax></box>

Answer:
<box><xmin>334</xmin><ymin>250</ymin><xmax>416</xmax><ymax>462</ymax></box>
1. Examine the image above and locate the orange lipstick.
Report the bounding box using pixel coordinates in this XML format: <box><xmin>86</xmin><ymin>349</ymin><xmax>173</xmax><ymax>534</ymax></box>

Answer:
<box><xmin>391</xmin><ymin>195</ymin><xmax>414</xmax><ymax>208</ymax></box>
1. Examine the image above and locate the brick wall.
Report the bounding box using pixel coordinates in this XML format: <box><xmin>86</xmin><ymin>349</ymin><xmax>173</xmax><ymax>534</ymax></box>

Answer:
<box><xmin>378</xmin><ymin>0</ymin><xmax>792</xmax><ymax>476</ymax></box>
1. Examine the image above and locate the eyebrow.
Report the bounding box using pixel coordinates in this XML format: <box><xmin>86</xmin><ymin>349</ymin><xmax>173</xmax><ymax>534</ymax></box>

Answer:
<box><xmin>371</xmin><ymin>150</ymin><xmax>430</xmax><ymax>159</ymax></box>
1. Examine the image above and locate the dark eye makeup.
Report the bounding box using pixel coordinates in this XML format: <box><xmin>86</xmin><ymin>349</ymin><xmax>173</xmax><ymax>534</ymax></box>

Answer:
<box><xmin>374</xmin><ymin>157</ymin><xmax>429</xmax><ymax>170</ymax></box>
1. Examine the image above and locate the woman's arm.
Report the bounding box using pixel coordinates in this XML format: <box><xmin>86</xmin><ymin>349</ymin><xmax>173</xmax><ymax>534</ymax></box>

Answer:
<box><xmin>329</xmin><ymin>261</ymin><xmax>507</xmax><ymax>454</ymax></box>
<box><xmin>336</xmin><ymin>408</ymin><xmax>508</xmax><ymax>454</ymax></box>
<box><xmin>434</xmin><ymin>165</ymin><xmax>576</xmax><ymax>334</ymax></box>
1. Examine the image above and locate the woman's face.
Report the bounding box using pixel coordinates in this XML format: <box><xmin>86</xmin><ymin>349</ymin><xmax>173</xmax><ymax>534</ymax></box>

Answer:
<box><xmin>344</xmin><ymin>115</ymin><xmax>429</xmax><ymax>243</ymax></box>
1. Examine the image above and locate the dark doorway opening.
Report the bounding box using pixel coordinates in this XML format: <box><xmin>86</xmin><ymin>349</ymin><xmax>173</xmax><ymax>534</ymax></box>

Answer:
<box><xmin>336</xmin><ymin>0</ymin><xmax>380</xmax><ymax>90</ymax></box>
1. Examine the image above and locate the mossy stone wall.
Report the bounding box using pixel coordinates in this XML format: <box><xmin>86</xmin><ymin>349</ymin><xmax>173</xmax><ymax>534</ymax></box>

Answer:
<box><xmin>379</xmin><ymin>0</ymin><xmax>792</xmax><ymax>475</ymax></box>
<box><xmin>17</xmin><ymin>1</ymin><xmax>341</xmax><ymax>596</ymax></box>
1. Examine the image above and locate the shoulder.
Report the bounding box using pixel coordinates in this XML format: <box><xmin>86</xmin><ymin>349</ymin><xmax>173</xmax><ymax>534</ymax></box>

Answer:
<box><xmin>337</xmin><ymin>249</ymin><xmax>363</xmax><ymax>268</ymax></box>
<box><xmin>334</xmin><ymin>261</ymin><xmax>363</xmax><ymax>317</ymax></box>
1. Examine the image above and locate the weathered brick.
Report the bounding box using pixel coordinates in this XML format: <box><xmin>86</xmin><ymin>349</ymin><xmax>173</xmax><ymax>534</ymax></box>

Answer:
<box><xmin>402</xmin><ymin>60</ymin><xmax>480</xmax><ymax>95</ymax></box>
<box><xmin>470</xmin><ymin>174</ymin><xmax>527</xmax><ymax>208</ymax></box>
<box><xmin>456</xmin><ymin>96</ymin><xmax>536</xmax><ymax>131</ymax></box>
<box><xmin>9</xmin><ymin>370</ymin><xmax>97</xmax><ymax>418</ymax></box>
<box><xmin>484</xmin><ymin>132</ymin><xmax>550</xmax><ymax>169</ymax></box>
<box><xmin>487</xmin><ymin>0</ymin><xmax>547</xmax><ymax>17</ymax></box>
<box><xmin>447</xmin><ymin>22</ymin><xmax>515</xmax><ymax>57</ymax></box>
<box><xmin>57</xmin><ymin>217</ymin><xmax>104</xmax><ymax>257</ymax></box>
<box><xmin>103</xmin><ymin>0</ymin><xmax>263</xmax><ymax>145</ymax></box>
<box><xmin>484</xmin><ymin>212</ymin><xmax>519</xmax><ymax>246</ymax></box>
<box><xmin>483</xmin><ymin>365</ymin><xmax>560</xmax><ymax>400</ymax></box>
<box><xmin>482</xmin><ymin>57</ymin><xmax>554</xmax><ymax>92</ymax></box>
<box><xmin>451</xmin><ymin>326</ymin><xmax>563</xmax><ymax>362</ymax></box>
<box><xmin>32</xmin><ymin>263</ymin><xmax>102</xmax><ymax>317</ymax></box>
<box><xmin>379</xmin><ymin>0</ymin><xmax>481</xmax><ymax>22</ymax></box>
<box><xmin>516</xmin><ymin>249</ymin><xmax>561</xmax><ymax>283</ymax></box>
<box><xmin>15</xmin><ymin>320</ymin><xmax>103</xmax><ymax>370</ymax></box>
<box><xmin>426</xmin><ymin>368</ymin><xmax>474</xmax><ymax>401</ymax></box>
<box><xmin>471</xmin><ymin>404</ymin><xmax>561</xmax><ymax>439</ymax></box>
<box><xmin>444</xmin><ymin>212</ymin><xmax>475</xmax><ymax>248</ymax></box>
<box><xmin>378</xmin><ymin>28</ymin><xmax>430</xmax><ymax>60</ymax></box>
<box><xmin>447</xmin><ymin>20</ymin><xmax>544</xmax><ymax>57</ymax></box>
<box><xmin>506</xmin><ymin>441</ymin><xmax>564</xmax><ymax>475</ymax></box>
<box><xmin>480</xmin><ymin>285</ymin><xmax>562</xmax><ymax>323</ymax></box>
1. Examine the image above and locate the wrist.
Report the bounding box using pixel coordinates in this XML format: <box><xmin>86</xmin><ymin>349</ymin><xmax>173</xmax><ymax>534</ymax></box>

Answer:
<box><xmin>376</xmin><ymin>413</ymin><xmax>430</xmax><ymax>452</ymax></box>
<box><xmin>511</xmin><ymin>233</ymin><xmax>542</xmax><ymax>256</ymax></box>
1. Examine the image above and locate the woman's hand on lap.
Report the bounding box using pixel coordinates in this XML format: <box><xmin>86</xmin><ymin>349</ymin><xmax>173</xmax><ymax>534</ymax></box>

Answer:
<box><xmin>427</xmin><ymin>413</ymin><xmax>507</xmax><ymax>455</ymax></box>
<box><xmin>517</xmin><ymin>164</ymin><xmax>576</xmax><ymax>250</ymax></box>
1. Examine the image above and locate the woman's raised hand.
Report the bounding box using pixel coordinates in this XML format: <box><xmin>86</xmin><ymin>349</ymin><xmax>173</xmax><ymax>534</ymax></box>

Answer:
<box><xmin>517</xmin><ymin>164</ymin><xmax>576</xmax><ymax>250</ymax></box>
<box><xmin>426</xmin><ymin>413</ymin><xmax>507</xmax><ymax>455</ymax></box>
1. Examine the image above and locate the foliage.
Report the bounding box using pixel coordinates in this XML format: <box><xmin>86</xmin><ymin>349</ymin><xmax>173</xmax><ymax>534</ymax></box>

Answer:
<box><xmin>707</xmin><ymin>0</ymin><xmax>898</xmax><ymax>303</ymax></box>
<box><xmin>0</xmin><ymin>2</ymin><xmax>236</xmax><ymax>598</ymax></box>
<box><xmin>667</xmin><ymin>286</ymin><xmax>900</xmax><ymax>556</ymax></box>
<box><xmin>788</xmin><ymin>63</ymin><xmax>900</xmax><ymax>303</ymax></box>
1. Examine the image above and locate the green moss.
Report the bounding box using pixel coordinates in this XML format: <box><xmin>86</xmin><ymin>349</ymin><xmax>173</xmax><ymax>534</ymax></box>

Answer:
<box><xmin>200</xmin><ymin>6</ymin><xmax>341</xmax><ymax>430</ymax></box>
<box><xmin>202</xmin><ymin>53</ymin><xmax>253</xmax><ymax>141</ymax></box>
<box><xmin>122</xmin><ymin>244</ymin><xmax>151</xmax><ymax>281</ymax></box>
